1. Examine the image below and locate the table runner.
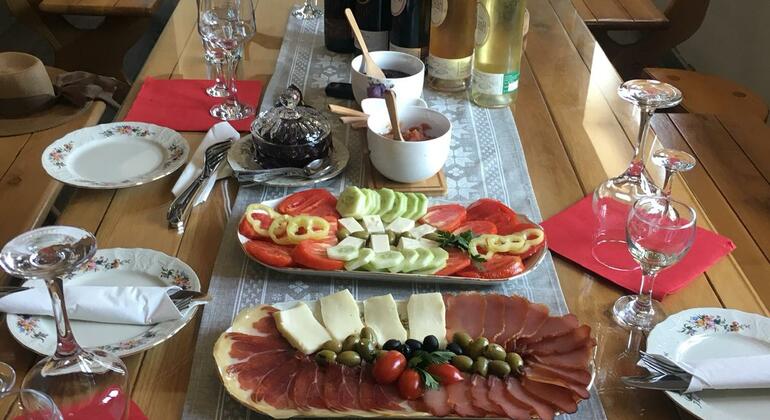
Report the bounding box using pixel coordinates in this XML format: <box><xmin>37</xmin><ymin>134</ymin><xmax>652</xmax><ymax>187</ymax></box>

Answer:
<box><xmin>183</xmin><ymin>16</ymin><xmax>606</xmax><ymax>420</ymax></box>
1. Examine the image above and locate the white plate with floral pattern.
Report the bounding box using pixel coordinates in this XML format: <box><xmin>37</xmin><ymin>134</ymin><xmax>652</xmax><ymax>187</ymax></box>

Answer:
<box><xmin>42</xmin><ymin>122</ymin><xmax>189</xmax><ymax>189</ymax></box>
<box><xmin>647</xmin><ymin>308</ymin><xmax>770</xmax><ymax>420</ymax></box>
<box><xmin>7</xmin><ymin>248</ymin><xmax>200</xmax><ymax>358</ymax></box>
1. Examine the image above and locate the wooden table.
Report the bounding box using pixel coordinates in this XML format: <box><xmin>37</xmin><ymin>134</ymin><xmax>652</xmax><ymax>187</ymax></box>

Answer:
<box><xmin>37</xmin><ymin>0</ymin><xmax>163</xmax><ymax>17</ymax></box>
<box><xmin>571</xmin><ymin>0</ymin><xmax>669</xmax><ymax>29</ymax></box>
<box><xmin>1</xmin><ymin>0</ymin><xmax>767</xmax><ymax>419</ymax></box>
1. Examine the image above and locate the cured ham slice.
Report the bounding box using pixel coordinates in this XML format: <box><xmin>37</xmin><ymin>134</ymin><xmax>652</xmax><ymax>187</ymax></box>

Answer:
<box><xmin>226</xmin><ymin>334</ymin><xmax>293</xmax><ymax>358</ymax></box>
<box><xmin>487</xmin><ymin>376</ymin><xmax>531</xmax><ymax>420</ymax></box>
<box><xmin>483</xmin><ymin>294</ymin><xmax>508</xmax><ymax>344</ymax></box>
<box><xmin>517</xmin><ymin>314</ymin><xmax>579</xmax><ymax>346</ymax></box>
<box><xmin>307</xmin><ymin>364</ymin><xmax>327</xmax><ymax>409</ymax></box>
<box><xmin>373</xmin><ymin>382</ymin><xmax>404</xmax><ymax>412</ymax></box>
<box><xmin>527</xmin><ymin>361</ymin><xmax>592</xmax><ymax>386</ymax></box>
<box><xmin>446</xmin><ymin>376</ymin><xmax>486</xmax><ymax>417</ymax></box>
<box><xmin>255</xmin><ymin>356</ymin><xmax>302</xmax><ymax>409</ymax></box>
<box><xmin>469</xmin><ymin>374</ymin><xmax>506</xmax><ymax>416</ymax></box>
<box><xmin>290</xmin><ymin>359</ymin><xmax>317</xmax><ymax>410</ymax></box>
<box><xmin>445</xmin><ymin>293</ymin><xmax>485</xmax><ymax>340</ymax></box>
<box><xmin>517</xmin><ymin>303</ymin><xmax>549</xmax><ymax>339</ymax></box>
<box><xmin>533</xmin><ymin>344</ymin><xmax>594</xmax><ymax>370</ymax></box>
<box><xmin>520</xmin><ymin>376</ymin><xmax>579</xmax><ymax>414</ymax></box>
<box><xmin>505</xmin><ymin>377</ymin><xmax>555</xmax><ymax>420</ymax></box>
<box><xmin>226</xmin><ymin>349</ymin><xmax>294</xmax><ymax>375</ymax></box>
<box><xmin>498</xmin><ymin>295</ymin><xmax>529</xmax><ymax>345</ymax></box>
<box><xmin>337</xmin><ymin>366</ymin><xmax>362</xmax><ymax>411</ymax></box>
<box><xmin>423</xmin><ymin>388</ymin><xmax>452</xmax><ymax>417</ymax></box>
<box><xmin>322</xmin><ymin>364</ymin><xmax>346</xmax><ymax>412</ymax></box>
<box><xmin>358</xmin><ymin>368</ymin><xmax>378</xmax><ymax>412</ymax></box>
<box><xmin>523</xmin><ymin>364</ymin><xmax>590</xmax><ymax>399</ymax></box>
<box><xmin>524</xmin><ymin>325</ymin><xmax>594</xmax><ymax>356</ymax></box>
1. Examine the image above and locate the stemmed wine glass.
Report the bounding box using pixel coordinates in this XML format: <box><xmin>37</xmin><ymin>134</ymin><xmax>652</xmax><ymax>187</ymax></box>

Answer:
<box><xmin>198</xmin><ymin>0</ymin><xmax>256</xmax><ymax>120</ymax></box>
<box><xmin>592</xmin><ymin>80</ymin><xmax>683</xmax><ymax>271</ymax></box>
<box><xmin>202</xmin><ymin>40</ymin><xmax>230</xmax><ymax>98</ymax></box>
<box><xmin>0</xmin><ymin>362</ymin><xmax>62</xmax><ymax>420</ymax></box>
<box><xmin>651</xmin><ymin>148</ymin><xmax>696</xmax><ymax>199</ymax></box>
<box><xmin>0</xmin><ymin>361</ymin><xmax>15</xmax><ymax>393</ymax></box>
<box><xmin>0</xmin><ymin>226</ymin><xmax>129</xmax><ymax>419</ymax></box>
<box><xmin>292</xmin><ymin>0</ymin><xmax>322</xmax><ymax>20</ymax></box>
<box><xmin>612</xmin><ymin>197</ymin><xmax>697</xmax><ymax>330</ymax></box>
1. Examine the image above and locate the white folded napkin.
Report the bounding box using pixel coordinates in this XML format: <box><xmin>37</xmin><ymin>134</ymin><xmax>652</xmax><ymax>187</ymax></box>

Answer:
<box><xmin>679</xmin><ymin>354</ymin><xmax>770</xmax><ymax>393</ymax></box>
<box><xmin>171</xmin><ymin>121</ymin><xmax>238</xmax><ymax>206</ymax></box>
<box><xmin>0</xmin><ymin>285</ymin><xmax>184</xmax><ymax>325</ymax></box>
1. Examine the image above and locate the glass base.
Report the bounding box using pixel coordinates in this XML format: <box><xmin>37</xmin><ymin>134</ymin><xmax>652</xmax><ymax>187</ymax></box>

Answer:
<box><xmin>291</xmin><ymin>5</ymin><xmax>322</xmax><ymax>20</ymax></box>
<box><xmin>592</xmin><ymin>239</ymin><xmax>640</xmax><ymax>272</ymax></box>
<box><xmin>612</xmin><ymin>295</ymin><xmax>666</xmax><ymax>331</ymax></box>
<box><xmin>210</xmin><ymin>102</ymin><xmax>255</xmax><ymax>121</ymax></box>
<box><xmin>206</xmin><ymin>85</ymin><xmax>230</xmax><ymax>98</ymax></box>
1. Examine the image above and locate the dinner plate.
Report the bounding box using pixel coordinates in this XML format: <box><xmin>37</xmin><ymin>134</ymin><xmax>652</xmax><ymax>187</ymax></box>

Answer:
<box><xmin>42</xmin><ymin>122</ymin><xmax>189</xmax><ymax>189</ymax></box>
<box><xmin>227</xmin><ymin>135</ymin><xmax>349</xmax><ymax>187</ymax></box>
<box><xmin>7</xmin><ymin>248</ymin><xmax>201</xmax><ymax>358</ymax></box>
<box><xmin>647</xmin><ymin>308</ymin><xmax>770</xmax><ymax>420</ymax></box>
<box><xmin>237</xmin><ymin>196</ymin><xmax>547</xmax><ymax>285</ymax></box>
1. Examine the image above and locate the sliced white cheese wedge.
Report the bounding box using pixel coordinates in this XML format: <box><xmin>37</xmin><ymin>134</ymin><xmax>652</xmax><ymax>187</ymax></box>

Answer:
<box><xmin>398</xmin><ymin>237</ymin><xmax>422</xmax><ymax>250</ymax></box>
<box><xmin>362</xmin><ymin>215</ymin><xmax>385</xmax><ymax>233</ymax></box>
<box><xmin>320</xmin><ymin>289</ymin><xmax>364</xmax><ymax>342</ymax></box>
<box><xmin>337</xmin><ymin>236</ymin><xmax>366</xmax><ymax>249</ymax></box>
<box><xmin>387</xmin><ymin>217</ymin><xmax>415</xmax><ymax>234</ymax></box>
<box><xmin>364</xmin><ymin>294</ymin><xmax>407</xmax><ymax>343</ymax></box>
<box><xmin>370</xmin><ymin>234</ymin><xmax>391</xmax><ymax>253</ymax></box>
<box><xmin>410</xmin><ymin>224</ymin><xmax>436</xmax><ymax>238</ymax></box>
<box><xmin>338</xmin><ymin>217</ymin><xmax>364</xmax><ymax>234</ymax></box>
<box><xmin>273</xmin><ymin>302</ymin><xmax>332</xmax><ymax>354</ymax></box>
<box><xmin>407</xmin><ymin>292</ymin><xmax>447</xmax><ymax>348</ymax></box>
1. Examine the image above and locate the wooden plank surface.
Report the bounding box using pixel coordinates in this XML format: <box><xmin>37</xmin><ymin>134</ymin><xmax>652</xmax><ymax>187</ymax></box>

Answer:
<box><xmin>38</xmin><ymin>0</ymin><xmax>161</xmax><ymax>16</ymax></box>
<box><xmin>574</xmin><ymin>0</ymin><xmax>668</xmax><ymax>29</ymax></box>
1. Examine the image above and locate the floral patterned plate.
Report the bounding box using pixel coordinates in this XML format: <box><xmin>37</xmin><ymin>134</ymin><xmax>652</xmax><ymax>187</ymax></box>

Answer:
<box><xmin>7</xmin><ymin>248</ymin><xmax>201</xmax><ymax>358</ymax></box>
<box><xmin>647</xmin><ymin>308</ymin><xmax>770</xmax><ymax>420</ymax></box>
<box><xmin>41</xmin><ymin>122</ymin><xmax>189</xmax><ymax>189</ymax></box>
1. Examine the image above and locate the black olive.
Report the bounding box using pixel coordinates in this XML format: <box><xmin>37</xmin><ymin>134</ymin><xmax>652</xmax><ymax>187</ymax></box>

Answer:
<box><xmin>383</xmin><ymin>339</ymin><xmax>402</xmax><ymax>351</ymax></box>
<box><xmin>422</xmin><ymin>335</ymin><xmax>439</xmax><ymax>352</ymax></box>
<box><xmin>405</xmin><ymin>339</ymin><xmax>422</xmax><ymax>352</ymax></box>
<box><xmin>399</xmin><ymin>343</ymin><xmax>413</xmax><ymax>359</ymax></box>
<box><xmin>446</xmin><ymin>342</ymin><xmax>463</xmax><ymax>355</ymax></box>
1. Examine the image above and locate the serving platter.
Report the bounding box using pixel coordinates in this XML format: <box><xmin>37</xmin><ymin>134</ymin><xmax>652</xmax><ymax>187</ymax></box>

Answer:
<box><xmin>237</xmin><ymin>197</ymin><xmax>547</xmax><ymax>285</ymax></box>
<box><xmin>647</xmin><ymin>308</ymin><xmax>770</xmax><ymax>420</ymax></box>
<box><xmin>7</xmin><ymin>248</ymin><xmax>201</xmax><ymax>358</ymax></box>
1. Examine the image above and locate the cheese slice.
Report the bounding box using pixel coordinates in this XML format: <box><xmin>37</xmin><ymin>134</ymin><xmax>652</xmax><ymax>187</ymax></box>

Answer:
<box><xmin>370</xmin><ymin>234</ymin><xmax>391</xmax><ymax>253</ymax></box>
<box><xmin>338</xmin><ymin>217</ymin><xmax>364</xmax><ymax>233</ymax></box>
<box><xmin>407</xmin><ymin>292</ymin><xmax>447</xmax><ymax>348</ymax></box>
<box><xmin>410</xmin><ymin>224</ymin><xmax>436</xmax><ymax>238</ymax></box>
<box><xmin>398</xmin><ymin>237</ymin><xmax>422</xmax><ymax>250</ymax></box>
<box><xmin>362</xmin><ymin>215</ymin><xmax>385</xmax><ymax>233</ymax></box>
<box><xmin>387</xmin><ymin>217</ymin><xmax>415</xmax><ymax>234</ymax></box>
<box><xmin>320</xmin><ymin>289</ymin><xmax>364</xmax><ymax>342</ymax></box>
<box><xmin>364</xmin><ymin>294</ymin><xmax>408</xmax><ymax>343</ymax></box>
<box><xmin>273</xmin><ymin>302</ymin><xmax>332</xmax><ymax>354</ymax></box>
<box><xmin>337</xmin><ymin>236</ymin><xmax>366</xmax><ymax>249</ymax></box>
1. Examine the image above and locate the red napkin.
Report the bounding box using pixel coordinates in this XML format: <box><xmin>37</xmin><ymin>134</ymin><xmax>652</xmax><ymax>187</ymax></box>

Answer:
<box><xmin>541</xmin><ymin>195</ymin><xmax>736</xmax><ymax>299</ymax></box>
<box><xmin>124</xmin><ymin>76</ymin><xmax>263</xmax><ymax>132</ymax></box>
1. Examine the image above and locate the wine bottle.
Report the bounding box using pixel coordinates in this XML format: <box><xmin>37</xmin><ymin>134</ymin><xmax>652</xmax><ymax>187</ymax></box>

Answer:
<box><xmin>471</xmin><ymin>0</ymin><xmax>527</xmax><ymax>108</ymax></box>
<box><xmin>325</xmin><ymin>0</ymin><xmax>354</xmax><ymax>53</ymax></box>
<box><xmin>427</xmin><ymin>0</ymin><xmax>476</xmax><ymax>92</ymax></box>
<box><xmin>353</xmin><ymin>0</ymin><xmax>391</xmax><ymax>53</ymax></box>
<box><xmin>389</xmin><ymin>0</ymin><xmax>431</xmax><ymax>59</ymax></box>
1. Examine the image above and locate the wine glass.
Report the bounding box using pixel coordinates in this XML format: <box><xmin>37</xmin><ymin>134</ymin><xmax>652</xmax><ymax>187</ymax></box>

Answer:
<box><xmin>198</xmin><ymin>0</ymin><xmax>256</xmax><ymax>120</ymax></box>
<box><xmin>651</xmin><ymin>148</ymin><xmax>696</xmax><ymax>199</ymax></box>
<box><xmin>292</xmin><ymin>0</ymin><xmax>322</xmax><ymax>20</ymax></box>
<box><xmin>592</xmin><ymin>80</ymin><xmax>683</xmax><ymax>271</ymax></box>
<box><xmin>202</xmin><ymin>40</ymin><xmax>229</xmax><ymax>98</ymax></box>
<box><xmin>612</xmin><ymin>197</ymin><xmax>697</xmax><ymax>330</ymax></box>
<box><xmin>0</xmin><ymin>389</ymin><xmax>62</xmax><ymax>420</ymax></box>
<box><xmin>1</xmin><ymin>361</ymin><xmax>15</xmax><ymax>393</ymax></box>
<box><xmin>0</xmin><ymin>226</ymin><xmax>129</xmax><ymax>419</ymax></box>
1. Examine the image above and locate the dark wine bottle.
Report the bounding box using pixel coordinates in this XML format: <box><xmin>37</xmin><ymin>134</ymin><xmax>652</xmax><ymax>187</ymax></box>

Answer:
<box><xmin>324</xmin><ymin>0</ymin><xmax>354</xmax><ymax>53</ymax></box>
<box><xmin>352</xmin><ymin>0</ymin><xmax>391</xmax><ymax>53</ymax></box>
<box><xmin>389</xmin><ymin>0</ymin><xmax>431</xmax><ymax>59</ymax></box>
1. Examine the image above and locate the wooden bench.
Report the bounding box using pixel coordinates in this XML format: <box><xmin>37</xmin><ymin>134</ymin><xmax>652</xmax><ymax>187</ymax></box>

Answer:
<box><xmin>571</xmin><ymin>0</ymin><xmax>668</xmax><ymax>29</ymax></box>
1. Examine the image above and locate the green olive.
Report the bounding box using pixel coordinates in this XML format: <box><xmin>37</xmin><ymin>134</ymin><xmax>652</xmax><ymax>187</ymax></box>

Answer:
<box><xmin>483</xmin><ymin>343</ymin><xmax>507</xmax><ymax>361</ymax></box>
<box><xmin>336</xmin><ymin>227</ymin><xmax>351</xmax><ymax>240</ymax></box>
<box><xmin>355</xmin><ymin>338</ymin><xmax>377</xmax><ymax>362</ymax></box>
<box><xmin>337</xmin><ymin>350</ymin><xmax>362</xmax><ymax>367</ymax></box>
<box><xmin>506</xmin><ymin>352</ymin><xmax>524</xmax><ymax>375</ymax></box>
<box><xmin>314</xmin><ymin>350</ymin><xmax>337</xmax><ymax>365</ymax></box>
<box><xmin>453</xmin><ymin>332</ymin><xmax>473</xmax><ymax>350</ymax></box>
<box><xmin>489</xmin><ymin>360</ymin><xmax>512</xmax><ymax>377</ymax></box>
<box><xmin>360</xmin><ymin>327</ymin><xmax>378</xmax><ymax>344</ymax></box>
<box><xmin>451</xmin><ymin>355</ymin><xmax>474</xmax><ymax>372</ymax></box>
<box><xmin>473</xmin><ymin>356</ymin><xmax>490</xmax><ymax>377</ymax></box>
<box><xmin>467</xmin><ymin>337</ymin><xmax>490</xmax><ymax>359</ymax></box>
<box><xmin>386</xmin><ymin>231</ymin><xmax>398</xmax><ymax>245</ymax></box>
<box><xmin>321</xmin><ymin>339</ymin><xmax>342</xmax><ymax>353</ymax></box>
<box><xmin>352</xmin><ymin>230</ymin><xmax>369</xmax><ymax>240</ymax></box>
<box><xmin>342</xmin><ymin>334</ymin><xmax>359</xmax><ymax>352</ymax></box>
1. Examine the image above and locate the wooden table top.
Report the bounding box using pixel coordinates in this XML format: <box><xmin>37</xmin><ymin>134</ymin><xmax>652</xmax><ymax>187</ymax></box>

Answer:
<box><xmin>572</xmin><ymin>0</ymin><xmax>669</xmax><ymax>29</ymax></box>
<box><xmin>1</xmin><ymin>0</ymin><xmax>767</xmax><ymax>419</ymax></box>
<box><xmin>37</xmin><ymin>0</ymin><xmax>162</xmax><ymax>17</ymax></box>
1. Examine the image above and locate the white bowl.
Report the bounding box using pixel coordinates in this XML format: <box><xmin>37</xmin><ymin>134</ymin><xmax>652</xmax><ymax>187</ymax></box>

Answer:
<box><xmin>366</xmin><ymin>106</ymin><xmax>451</xmax><ymax>183</ymax></box>
<box><xmin>351</xmin><ymin>51</ymin><xmax>424</xmax><ymax>107</ymax></box>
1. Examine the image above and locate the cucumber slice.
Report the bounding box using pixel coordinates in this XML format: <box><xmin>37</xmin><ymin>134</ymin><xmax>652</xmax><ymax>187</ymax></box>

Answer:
<box><xmin>413</xmin><ymin>193</ymin><xmax>429</xmax><ymax>220</ymax></box>
<box><xmin>361</xmin><ymin>262</ymin><xmax>388</xmax><ymax>272</ymax></box>
<box><xmin>344</xmin><ymin>248</ymin><xmax>375</xmax><ymax>271</ymax></box>
<box><xmin>399</xmin><ymin>249</ymin><xmax>420</xmax><ymax>272</ymax></box>
<box><xmin>364</xmin><ymin>189</ymin><xmax>380</xmax><ymax>215</ymax></box>
<box><xmin>401</xmin><ymin>193</ymin><xmax>420</xmax><ymax>220</ymax></box>
<box><xmin>376</xmin><ymin>188</ymin><xmax>397</xmax><ymax>217</ymax></box>
<box><xmin>408</xmin><ymin>248</ymin><xmax>435</xmax><ymax>272</ymax></box>
<box><xmin>326</xmin><ymin>245</ymin><xmax>361</xmax><ymax>261</ymax></box>
<box><xmin>370</xmin><ymin>250</ymin><xmax>405</xmax><ymax>270</ymax></box>
<box><xmin>415</xmin><ymin>247</ymin><xmax>449</xmax><ymax>274</ymax></box>
<box><xmin>337</xmin><ymin>186</ymin><xmax>368</xmax><ymax>218</ymax></box>
<box><xmin>381</xmin><ymin>192</ymin><xmax>408</xmax><ymax>223</ymax></box>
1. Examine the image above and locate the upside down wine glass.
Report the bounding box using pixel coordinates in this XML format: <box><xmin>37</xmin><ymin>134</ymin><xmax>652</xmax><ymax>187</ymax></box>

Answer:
<box><xmin>592</xmin><ymin>80</ymin><xmax>683</xmax><ymax>271</ymax></box>
<box><xmin>291</xmin><ymin>0</ymin><xmax>322</xmax><ymax>20</ymax></box>
<box><xmin>0</xmin><ymin>227</ymin><xmax>129</xmax><ymax>419</ymax></box>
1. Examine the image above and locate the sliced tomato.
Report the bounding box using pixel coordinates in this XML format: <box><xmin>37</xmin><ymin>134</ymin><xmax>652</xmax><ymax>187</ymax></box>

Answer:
<box><xmin>291</xmin><ymin>240</ymin><xmax>344</xmax><ymax>271</ymax></box>
<box><xmin>244</xmin><ymin>240</ymin><xmax>294</xmax><ymax>267</ymax></box>
<box><xmin>451</xmin><ymin>220</ymin><xmax>498</xmax><ymax>236</ymax></box>
<box><xmin>238</xmin><ymin>217</ymin><xmax>261</xmax><ymax>240</ymax></box>
<box><xmin>457</xmin><ymin>254</ymin><xmax>524</xmax><ymax>279</ymax></box>
<box><xmin>277</xmin><ymin>189</ymin><xmax>338</xmax><ymax>217</ymax></box>
<box><xmin>466</xmin><ymin>198</ymin><xmax>519</xmax><ymax>235</ymax></box>
<box><xmin>419</xmin><ymin>204</ymin><xmax>467</xmax><ymax>232</ymax></box>
<box><xmin>436</xmin><ymin>248</ymin><xmax>471</xmax><ymax>276</ymax></box>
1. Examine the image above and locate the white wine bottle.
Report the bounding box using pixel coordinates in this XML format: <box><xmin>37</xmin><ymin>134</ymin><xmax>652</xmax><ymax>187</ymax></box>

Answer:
<box><xmin>426</xmin><ymin>0</ymin><xmax>477</xmax><ymax>92</ymax></box>
<box><xmin>471</xmin><ymin>0</ymin><xmax>527</xmax><ymax>108</ymax></box>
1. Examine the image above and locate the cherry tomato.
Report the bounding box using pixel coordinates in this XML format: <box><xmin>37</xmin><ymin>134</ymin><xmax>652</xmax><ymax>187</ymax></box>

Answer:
<box><xmin>466</xmin><ymin>199</ymin><xmax>519</xmax><ymax>235</ymax></box>
<box><xmin>277</xmin><ymin>189</ymin><xmax>339</xmax><ymax>218</ymax></box>
<box><xmin>457</xmin><ymin>254</ymin><xmax>524</xmax><ymax>279</ymax></box>
<box><xmin>419</xmin><ymin>204</ymin><xmax>467</xmax><ymax>232</ymax></box>
<box><xmin>426</xmin><ymin>363</ymin><xmax>464</xmax><ymax>386</ymax></box>
<box><xmin>435</xmin><ymin>248</ymin><xmax>471</xmax><ymax>276</ymax></box>
<box><xmin>397</xmin><ymin>369</ymin><xmax>424</xmax><ymax>400</ymax></box>
<box><xmin>244</xmin><ymin>240</ymin><xmax>294</xmax><ymax>267</ymax></box>
<box><xmin>238</xmin><ymin>217</ymin><xmax>261</xmax><ymax>240</ymax></box>
<box><xmin>372</xmin><ymin>351</ymin><xmax>407</xmax><ymax>385</ymax></box>
<box><xmin>451</xmin><ymin>220</ymin><xmax>498</xmax><ymax>236</ymax></box>
<box><xmin>291</xmin><ymin>240</ymin><xmax>344</xmax><ymax>271</ymax></box>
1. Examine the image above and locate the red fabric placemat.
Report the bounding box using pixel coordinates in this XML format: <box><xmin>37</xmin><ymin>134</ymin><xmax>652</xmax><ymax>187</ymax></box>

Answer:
<box><xmin>124</xmin><ymin>76</ymin><xmax>263</xmax><ymax>132</ymax></box>
<box><xmin>541</xmin><ymin>195</ymin><xmax>736</xmax><ymax>299</ymax></box>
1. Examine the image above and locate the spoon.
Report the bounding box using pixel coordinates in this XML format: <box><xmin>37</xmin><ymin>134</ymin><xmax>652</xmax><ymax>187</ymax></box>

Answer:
<box><xmin>384</xmin><ymin>90</ymin><xmax>404</xmax><ymax>142</ymax></box>
<box><xmin>344</xmin><ymin>8</ymin><xmax>387</xmax><ymax>80</ymax></box>
<box><xmin>235</xmin><ymin>158</ymin><xmax>332</xmax><ymax>183</ymax></box>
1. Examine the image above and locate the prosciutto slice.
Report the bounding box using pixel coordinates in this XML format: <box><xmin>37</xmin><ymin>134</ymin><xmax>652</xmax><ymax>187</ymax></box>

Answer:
<box><xmin>446</xmin><ymin>377</ymin><xmax>486</xmax><ymax>417</ymax></box>
<box><xmin>487</xmin><ymin>376</ymin><xmax>531</xmax><ymax>420</ymax></box>
<box><xmin>498</xmin><ymin>295</ymin><xmax>529</xmax><ymax>345</ymax></box>
<box><xmin>524</xmin><ymin>325</ymin><xmax>594</xmax><ymax>356</ymax></box>
<box><xmin>255</xmin><ymin>356</ymin><xmax>302</xmax><ymax>409</ymax></box>
<box><xmin>523</xmin><ymin>364</ymin><xmax>590</xmax><ymax>399</ymax></box>
<box><xmin>337</xmin><ymin>366</ymin><xmax>362</xmax><ymax>411</ymax></box>
<box><xmin>423</xmin><ymin>388</ymin><xmax>452</xmax><ymax>417</ymax></box>
<box><xmin>526</xmin><ymin>361</ymin><xmax>592</xmax><ymax>386</ymax></box>
<box><xmin>445</xmin><ymin>293</ymin><xmax>485</xmax><ymax>340</ymax></box>
<box><xmin>322</xmin><ymin>364</ymin><xmax>346</xmax><ymax>412</ymax></box>
<box><xmin>483</xmin><ymin>294</ymin><xmax>508</xmax><ymax>344</ymax></box>
<box><xmin>517</xmin><ymin>303</ymin><xmax>550</xmax><ymax>339</ymax></box>
<box><xmin>533</xmin><ymin>345</ymin><xmax>595</xmax><ymax>370</ymax></box>
<box><xmin>517</xmin><ymin>314</ymin><xmax>579</xmax><ymax>346</ymax></box>
<box><xmin>290</xmin><ymin>359</ymin><xmax>317</xmax><ymax>410</ymax></box>
<box><xmin>226</xmin><ymin>334</ymin><xmax>293</xmax><ymax>359</ymax></box>
<box><xmin>373</xmin><ymin>382</ymin><xmax>404</xmax><ymax>412</ymax></box>
<box><xmin>469</xmin><ymin>374</ymin><xmax>506</xmax><ymax>416</ymax></box>
<box><xmin>520</xmin><ymin>376</ymin><xmax>579</xmax><ymax>414</ymax></box>
<box><xmin>505</xmin><ymin>377</ymin><xmax>555</xmax><ymax>420</ymax></box>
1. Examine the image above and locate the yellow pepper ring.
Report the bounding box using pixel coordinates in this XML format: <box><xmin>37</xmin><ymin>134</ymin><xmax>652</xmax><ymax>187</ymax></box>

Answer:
<box><xmin>493</xmin><ymin>233</ymin><xmax>526</xmax><ymax>253</ymax></box>
<box><xmin>286</xmin><ymin>215</ymin><xmax>330</xmax><ymax>243</ymax></box>
<box><xmin>244</xmin><ymin>204</ymin><xmax>279</xmax><ymax>236</ymax></box>
<box><xmin>521</xmin><ymin>228</ymin><xmax>545</xmax><ymax>247</ymax></box>
<box><xmin>268</xmin><ymin>215</ymin><xmax>294</xmax><ymax>245</ymax></box>
<box><xmin>469</xmin><ymin>235</ymin><xmax>497</xmax><ymax>260</ymax></box>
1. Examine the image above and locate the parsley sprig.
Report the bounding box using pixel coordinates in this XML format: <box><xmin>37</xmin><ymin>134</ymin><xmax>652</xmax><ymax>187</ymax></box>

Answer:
<box><xmin>436</xmin><ymin>230</ymin><xmax>487</xmax><ymax>263</ymax></box>
<box><xmin>408</xmin><ymin>350</ymin><xmax>456</xmax><ymax>390</ymax></box>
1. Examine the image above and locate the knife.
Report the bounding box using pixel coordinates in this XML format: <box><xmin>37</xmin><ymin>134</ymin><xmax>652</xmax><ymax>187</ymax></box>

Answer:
<box><xmin>621</xmin><ymin>374</ymin><xmax>690</xmax><ymax>392</ymax></box>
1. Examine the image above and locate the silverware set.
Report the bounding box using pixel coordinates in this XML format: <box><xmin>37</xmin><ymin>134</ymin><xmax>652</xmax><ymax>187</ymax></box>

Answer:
<box><xmin>621</xmin><ymin>351</ymin><xmax>693</xmax><ymax>392</ymax></box>
<box><xmin>234</xmin><ymin>157</ymin><xmax>334</xmax><ymax>186</ymax></box>
<box><xmin>0</xmin><ymin>286</ymin><xmax>209</xmax><ymax>312</ymax></box>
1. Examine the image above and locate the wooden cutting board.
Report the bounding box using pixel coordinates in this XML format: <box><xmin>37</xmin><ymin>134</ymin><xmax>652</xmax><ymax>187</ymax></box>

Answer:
<box><xmin>362</xmin><ymin>152</ymin><xmax>447</xmax><ymax>196</ymax></box>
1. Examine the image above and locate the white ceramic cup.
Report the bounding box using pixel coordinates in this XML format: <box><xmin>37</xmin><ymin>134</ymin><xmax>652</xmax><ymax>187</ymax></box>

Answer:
<box><xmin>351</xmin><ymin>51</ymin><xmax>424</xmax><ymax>107</ymax></box>
<box><xmin>367</xmin><ymin>106</ymin><xmax>451</xmax><ymax>183</ymax></box>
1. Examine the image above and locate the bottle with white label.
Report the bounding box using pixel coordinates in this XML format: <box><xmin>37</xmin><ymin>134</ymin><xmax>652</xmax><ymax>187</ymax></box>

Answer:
<box><xmin>427</xmin><ymin>0</ymin><xmax>476</xmax><ymax>92</ymax></box>
<box><xmin>352</xmin><ymin>0</ymin><xmax>391</xmax><ymax>53</ymax></box>
<box><xmin>389</xmin><ymin>0</ymin><xmax>431</xmax><ymax>59</ymax></box>
<box><xmin>471</xmin><ymin>0</ymin><xmax>526</xmax><ymax>108</ymax></box>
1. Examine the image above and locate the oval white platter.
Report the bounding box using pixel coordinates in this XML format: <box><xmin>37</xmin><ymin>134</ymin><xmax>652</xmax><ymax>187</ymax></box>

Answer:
<box><xmin>647</xmin><ymin>307</ymin><xmax>770</xmax><ymax>420</ymax></box>
<box><xmin>7</xmin><ymin>248</ymin><xmax>201</xmax><ymax>358</ymax></box>
<box><xmin>42</xmin><ymin>122</ymin><xmax>189</xmax><ymax>189</ymax></box>
<box><xmin>237</xmin><ymin>197</ymin><xmax>547</xmax><ymax>286</ymax></box>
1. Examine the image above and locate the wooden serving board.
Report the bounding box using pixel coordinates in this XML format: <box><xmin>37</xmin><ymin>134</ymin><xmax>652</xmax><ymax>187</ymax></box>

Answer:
<box><xmin>363</xmin><ymin>151</ymin><xmax>448</xmax><ymax>196</ymax></box>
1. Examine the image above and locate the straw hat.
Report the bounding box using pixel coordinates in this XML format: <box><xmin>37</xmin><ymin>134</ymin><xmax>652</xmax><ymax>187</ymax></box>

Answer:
<box><xmin>0</xmin><ymin>52</ymin><xmax>90</xmax><ymax>137</ymax></box>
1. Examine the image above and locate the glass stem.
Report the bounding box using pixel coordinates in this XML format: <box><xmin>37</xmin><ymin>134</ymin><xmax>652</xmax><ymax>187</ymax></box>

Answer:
<box><xmin>661</xmin><ymin>170</ymin><xmax>674</xmax><ymax>198</ymax></box>
<box><xmin>223</xmin><ymin>51</ymin><xmax>242</xmax><ymax>109</ymax></box>
<box><xmin>633</xmin><ymin>266</ymin><xmax>658</xmax><ymax>317</ymax></box>
<box><xmin>45</xmin><ymin>277</ymin><xmax>81</xmax><ymax>358</ymax></box>
<box><xmin>213</xmin><ymin>60</ymin><xmax>227</xmax><ymax>90</ymax></box>
<box><xmin>627</xmin><ymin>106</ymin><xmax>655</xmax><ymax>178</ymax></box>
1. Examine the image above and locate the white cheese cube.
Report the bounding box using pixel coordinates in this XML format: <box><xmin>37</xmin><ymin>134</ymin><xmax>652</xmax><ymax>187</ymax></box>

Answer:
<box><xmin>410</xmin><ymin>224</ymin><xmax>436</xmax><ymax>238</ymax></box>
<box><xmin>364</xmin><ymin>294</ymin><xmax>407</xmax><ymax>343</ymax></box>
<box><xmin>338</xmin><ymin>217</ymin><xmax>364</xmax><ymax>234</ymax></box>
<box><xmin>398</xmin><ymin>237</ymin><xmax>422</xmax><ymax>250</ymax></box>
<box><xmin>320</xmin><ymin>289</ymin><xmax>364</xmax><ymax>342</ymax></box>
<box><xmin>419</xmin><ymin>238</ymin><xmax>440</xmax><ymax>248</ymax></box>
<box><xmin>370</xmin><ymin>234</ymin><xmax>391</xmax><ymax>253</ymax></box>
<box><xmin>387</xmin><ymin>217</ymin><xmax>415</xmax><ymax>234</ymax></box>
<box><xmin>337</xmin><ymin>236</ymin><xmax>366</xmax><ymax>249</ymax></box>
<box><xmin>274</xmin><ymin>302</ymin><xmax>332</xmax><ymax>354</ymax></box>
<box><xmin>407</xmin><ymin>292</ymin><xmax>447</xmax><ymax>348</ymax></box>
<box><xmin>362</xmin><ymin>215</ymin><xmax>385</xmax><ymax>233</ymax></box>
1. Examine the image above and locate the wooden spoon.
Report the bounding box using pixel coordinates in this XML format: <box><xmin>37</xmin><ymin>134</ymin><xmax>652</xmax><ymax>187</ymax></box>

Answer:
<box><xmin>344</xmin><ymin>8</ymin><xmax>387</xmax><ymax>80</ymax></box>
<box><xmin>384</xmin><ymin>90</ymin><xmax>404</xmax><ymax>142</ymax></box>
